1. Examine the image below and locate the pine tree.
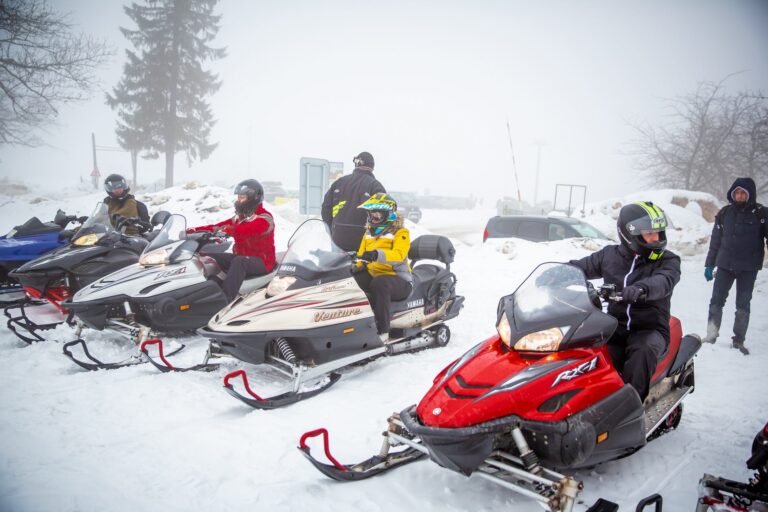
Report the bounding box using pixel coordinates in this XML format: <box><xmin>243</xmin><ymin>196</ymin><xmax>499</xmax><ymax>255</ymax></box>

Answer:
<box><xmin>107</xmin><ymin>0</ymin><xmax>225</xmax><ymax>187</ymax></box>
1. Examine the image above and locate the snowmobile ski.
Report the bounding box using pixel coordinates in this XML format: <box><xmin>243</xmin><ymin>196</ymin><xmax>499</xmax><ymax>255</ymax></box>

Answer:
<box><xmin>62</xmin><ymin>338</ymin><xmax>184</xmax><ymax>371</ymax></box>
<box><xmin>298</xmin><ymin>425</ymin><xmax>426</xmax><ymax>481</ymax></box>
<box><xmin>139</xmin><ymin>339</ymin><xmax>221</xmax><ymax>373</ymax></box>
<box><xmin>4</xmin><ymin>300</ymin><xmax>68</xmax><ymax>344</ymax></box>
<box><xmin>222</xmin><ymin>369</ymin><xmax>342</xmax><ymax>410</ymax></box>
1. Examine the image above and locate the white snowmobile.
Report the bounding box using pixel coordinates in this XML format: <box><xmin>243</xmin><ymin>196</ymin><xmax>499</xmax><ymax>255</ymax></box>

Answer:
<box><xmin>143</xmin><ymin>218</ymin><xmax>464</xmax><ymax>409</ymax></box>
<box><xmin>61</xmin><ymin>213</ymin><xmax>276</xmax><ymax>370</ymax></box>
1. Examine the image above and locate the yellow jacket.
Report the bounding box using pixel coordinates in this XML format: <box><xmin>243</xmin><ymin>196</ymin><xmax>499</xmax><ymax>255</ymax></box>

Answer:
<box><xmin>356</xmin><ymin>215</ymin><xmax>412</xmax><ymax>283</ymax></box>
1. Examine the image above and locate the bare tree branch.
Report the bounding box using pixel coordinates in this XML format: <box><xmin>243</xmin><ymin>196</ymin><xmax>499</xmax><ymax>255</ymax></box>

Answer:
<box><xmin>0</xmin><ymin>0</ymin><xmax>114</xmax><ymax>146</ymax></box>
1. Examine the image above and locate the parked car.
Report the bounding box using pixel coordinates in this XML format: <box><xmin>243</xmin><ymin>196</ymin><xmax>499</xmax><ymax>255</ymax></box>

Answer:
<box><xmin>262</xmin><ymin>181</ymin><xmax>287</xmax><ymax>203</ymax></box>
<box><xmin>389</xmin><ymin>191</ymin><xmax>422</xmax><ymax>223</ymax></box>
<box><xmin>483</xmin><ymin>215</ymin><xmax>610</xmax><ymax>243</ymax></box>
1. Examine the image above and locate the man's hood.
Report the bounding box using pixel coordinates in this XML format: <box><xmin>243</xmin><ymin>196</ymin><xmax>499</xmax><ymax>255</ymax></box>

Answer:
<box><xmin>727</xmin><ymin>177</ymin><xmax>757</xmax><ymax>205</ymax></box>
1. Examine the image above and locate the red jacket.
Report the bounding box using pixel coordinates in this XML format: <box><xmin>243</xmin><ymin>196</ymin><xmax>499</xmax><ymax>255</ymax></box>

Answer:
<box><xmin>190</xmin><ymin>204</ymin><xmax>276</xmax><ymax>271</ymax></box>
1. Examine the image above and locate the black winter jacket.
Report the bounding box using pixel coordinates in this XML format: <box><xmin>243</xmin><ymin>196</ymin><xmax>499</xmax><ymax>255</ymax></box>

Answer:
<box><xmin>321</xmin><ymin>167</ymin><xmax>386</xmax><ymax>251</ymax></box>
<box><xmin>705</xmin><ymin>177</ymin><xmax>768</xmax><ymax>272</ymax></box>
<box><xmin>570</xmin><ymin>245</ymin><xmax>681</xmax><ymax>341</ymax></box>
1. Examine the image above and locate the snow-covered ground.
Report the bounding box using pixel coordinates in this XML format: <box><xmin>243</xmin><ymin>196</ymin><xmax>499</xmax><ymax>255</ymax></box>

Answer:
<box><xmin>0</xmin><ymin>186</ymin><xmax>765</xmax><ymax>512</ymax></box>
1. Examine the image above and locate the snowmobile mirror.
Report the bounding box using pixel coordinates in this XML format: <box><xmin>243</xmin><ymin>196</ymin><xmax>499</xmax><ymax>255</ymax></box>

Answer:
<box><xmin>151</xmin><ymin>211</ymin><xmax>171</xmax><ymax>227</ymax></box>
<box><xmin>53</xmin><ymin>209</ymin><xmax>69</xmax><ymax>227</ymax></box>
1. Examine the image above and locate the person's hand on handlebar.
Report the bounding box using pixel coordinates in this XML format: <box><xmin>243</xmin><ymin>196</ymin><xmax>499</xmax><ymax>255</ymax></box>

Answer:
<box><xmin>621</xmin><ymin>284</ymin><xmax>647</xmax><ymax>304</ymax></box>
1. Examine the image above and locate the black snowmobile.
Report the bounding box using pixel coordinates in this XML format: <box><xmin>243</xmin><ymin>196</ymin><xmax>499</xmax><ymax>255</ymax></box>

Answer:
<box><xmin>5</xmin><ymin>202</ymin><xmax>163</xmax><ymax>343</ymax></box>
<box><xmin>698</xmin><ymin>420</ymin><xmax>768</xmax><ymax>511</ymax></box>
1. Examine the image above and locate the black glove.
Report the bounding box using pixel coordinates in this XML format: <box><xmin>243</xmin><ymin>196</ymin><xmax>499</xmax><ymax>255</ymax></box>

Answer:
<box><xmin>360</xmin><ymin>250</ymin><xmax>378</xmax><ymax>263</ymax></box>
<box><xmin>622</xmin><ymin>284</ymin><xmax>646</xmax><ymax>304</ymax></box>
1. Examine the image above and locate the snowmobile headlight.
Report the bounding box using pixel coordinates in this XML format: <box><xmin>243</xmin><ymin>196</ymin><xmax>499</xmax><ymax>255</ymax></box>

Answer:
<box><xmin>267</xmin><ymin>276</ymin><xmax>296</xmax><ymax>297</ymax></box>
<box><xmin>497</xmin><ymin>311</ymin><xmax>512</xmax><ymax>345</ymax></box>
<box><xmin>139</xmin><ymin>248</ymin><xmax>170</xmax><ymax>266</ymax></box>
<box><xmin>514</xmin><ymin>327</ymin><xmax>564</xmax><ymax>352</ymax></box>
<box><xmin>73</xmin><ymin>233</ymin><xmax>101</xmax><ymax>246</ymax></box>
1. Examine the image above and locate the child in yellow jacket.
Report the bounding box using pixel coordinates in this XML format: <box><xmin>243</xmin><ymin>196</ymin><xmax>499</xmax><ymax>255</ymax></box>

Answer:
<box><xmin>355</xmin><ymin>193</ymin><xmax>413</xmax><ymax>342</ymax></box>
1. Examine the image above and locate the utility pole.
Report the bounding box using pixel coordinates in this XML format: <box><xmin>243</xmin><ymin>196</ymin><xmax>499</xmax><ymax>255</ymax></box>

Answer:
<box><xmin>90</xmin><ymin>133</ymin><xmax>100</xmax><ymax>190</ymax></box>
<box><xmin>533</xmin><ymin>140</ymin><xmax>545</xmax><ymax>207</ymax></box>
<box><xmin>505</xmin><ymin>120</ymin><xmax>522</xmax><ymax>205</ymax></box>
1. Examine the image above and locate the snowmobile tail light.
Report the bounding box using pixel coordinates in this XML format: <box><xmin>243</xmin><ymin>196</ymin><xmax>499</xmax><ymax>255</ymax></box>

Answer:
<box><xmin>73</xmin><ymin>233</ymin><xmax>101</xmax><ymax>246</ymax></box>
<box><xmin>514</xmin><ymin>327</ymin><xmax>564</xmax><ymax>352</ymax></box>
<box><xmin>139</xmin><ymin>248</ymin><xmax>170</xmax><ymax>266</ymax></box>
<box><xmin>267</xmin><ymin>276</ymin><xmax>296</xmax><ymax>297</ymax></box>
<box><xmin>497</xmin><ymin>311</ymin><xmax>512</xmax><ymax>345</ymax></box>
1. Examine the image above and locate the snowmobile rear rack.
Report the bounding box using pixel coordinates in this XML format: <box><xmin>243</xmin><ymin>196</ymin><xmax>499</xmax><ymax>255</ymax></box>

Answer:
<box><xmin>222</xmin><ymin>369</ymin><xmax>342</xmax><ymax>410</ymax></box>
<box><xmin>62</xmin><ymin>338</ymin><xmax>184</xmax><ymax>371</ymax></box>
<box><xmin>140</xmin><ymin>339</ymin><xmax>220</xmax><ymax>373</ymax></box>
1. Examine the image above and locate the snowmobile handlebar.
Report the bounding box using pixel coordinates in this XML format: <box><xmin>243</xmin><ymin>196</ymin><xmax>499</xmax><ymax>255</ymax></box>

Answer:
<box><xmin>598</xmin><ymin>283</ymin><xmax>647</xmax><ymax>303</ymax></box>
<box><xmin>112</xmin><ymin>215</ymin><xmax>153</xmax><ymax>234</ymax></box>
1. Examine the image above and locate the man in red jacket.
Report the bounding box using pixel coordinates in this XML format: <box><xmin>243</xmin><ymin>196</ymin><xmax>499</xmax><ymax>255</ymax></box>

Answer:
<box><xmin>188</xmin><ymin>180</ymin><xmax>276</xmax><ymax>301</ymax></box>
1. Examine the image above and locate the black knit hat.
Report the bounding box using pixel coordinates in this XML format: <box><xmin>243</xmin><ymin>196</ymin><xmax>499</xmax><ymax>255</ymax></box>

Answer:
<box><xmin>353</xmin><ymin>152</ymin><xmax>374</xmax><ymax>168</ymax></box>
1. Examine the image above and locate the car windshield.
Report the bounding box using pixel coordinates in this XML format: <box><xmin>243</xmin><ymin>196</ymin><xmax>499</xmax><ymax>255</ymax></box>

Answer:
<box><xmin>143</xmin><ymin>214</ymin><xmax>187</xmax><ymax>254</ymax></box>
<box><xmin>570</xmin><ymin>222</ymin><xmax>607</xmax><ymax>239</ymax></box>
<box><xmin>281</xmin><ymin>219</ymin><xmax>349</xmax><ymax>274</ymax></box>
<box><xmin>75</xmin><ymin>203</ymin><xmax>116</xmax><ymax>237</ymax></box>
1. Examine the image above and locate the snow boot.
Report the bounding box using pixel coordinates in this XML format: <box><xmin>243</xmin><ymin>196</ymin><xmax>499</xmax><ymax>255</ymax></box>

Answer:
<box><xmin>731</xmin><ymin>310</ymin><xmax>750</xmax><ymax>354</ymax></box>
<box><xmin>732</xmin><ymin>340</ymin><xmax>750</xmax><ymax>355</ymax></box>
<box><xmin>703</xmin><ymin>304</ymin><xmax>723</xmax><ymax>344</ymax></box>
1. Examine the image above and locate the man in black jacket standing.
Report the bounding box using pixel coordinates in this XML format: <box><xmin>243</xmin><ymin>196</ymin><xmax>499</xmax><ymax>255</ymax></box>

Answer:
<box><xmin>321</xmin><ymin>152</ymin><xmax>386</xmax><ymax>251</ymax></box>
<box><xmin>570</xmin><ymin>202</ymin><xmax>681</xmax><ymax>402</ymax></box>
<box><xmin>703</xmin><ymin>177</ymin><xmax>768</xmax><ymax>355</ymax></box>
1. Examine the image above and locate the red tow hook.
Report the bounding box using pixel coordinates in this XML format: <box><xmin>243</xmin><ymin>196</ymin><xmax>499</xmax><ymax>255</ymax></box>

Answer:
<box><xmin>222</xmin><ymin>369</ymin><xmax>264</xmax><ymax>401</ymax></box>
<box><xmin>140</xmin><ymin>339</ymin><xmax>176</xmax><ymax>370</ymax></box>
<box><xmin>299</xmin><ymin>428</ymin><xmax>348</xmax><ymax>472</ymax></box>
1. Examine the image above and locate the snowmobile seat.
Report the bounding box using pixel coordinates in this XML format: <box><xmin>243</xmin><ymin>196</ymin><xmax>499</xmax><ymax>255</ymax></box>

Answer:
<box><xmin>11</xmin><ymin>217</ymin><xmax>61</xmax><ymax>237</ymax></box>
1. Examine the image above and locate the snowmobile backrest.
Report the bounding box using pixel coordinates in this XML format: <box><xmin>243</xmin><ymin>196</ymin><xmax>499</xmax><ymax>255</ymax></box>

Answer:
<box><xmin>409</xmin><ymin>235</ymin><xmax>455</xmax><ymax>269</ymax></box>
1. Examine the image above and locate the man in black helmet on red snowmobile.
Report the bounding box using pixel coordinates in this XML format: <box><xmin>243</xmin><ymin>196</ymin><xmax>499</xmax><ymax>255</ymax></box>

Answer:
<box><xmin>187</xmin><ymin>180</ymin><xmax>276</xmax><ymax>302</ymax></box>
<box><xmin>103</xmin><ymin>173</ymin><xmax>150</xmax><ymax>235</ymax></box>
<box><xmin>568</xmin><ymin>201</ymin><xmax>681</xmax><ymax>402</ymax></box>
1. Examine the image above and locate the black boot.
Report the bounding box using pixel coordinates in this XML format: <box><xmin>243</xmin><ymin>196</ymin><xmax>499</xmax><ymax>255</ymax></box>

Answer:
<box><xmin>703</xmin><ymin>304</ymin><xmax>723</xmax><ymax>344</ymax></box>
<box><xmin>732</xmin><ymin>309</ymin><xmax>750</xmax><ymax>355</ymax></box>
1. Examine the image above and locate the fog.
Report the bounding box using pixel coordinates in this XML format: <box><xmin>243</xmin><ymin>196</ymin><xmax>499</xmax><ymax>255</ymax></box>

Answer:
<box><xmin>1</xmin><ymin>0</ymin><xmax>767</xmax><ymax>203</ymax></box>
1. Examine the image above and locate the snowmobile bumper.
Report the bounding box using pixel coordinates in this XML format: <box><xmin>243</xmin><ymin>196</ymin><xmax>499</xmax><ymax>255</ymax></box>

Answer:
<box><xmin>402</xmin><ymin>383</ymin><xmax>645</xmax><ymax>474</ymax></box>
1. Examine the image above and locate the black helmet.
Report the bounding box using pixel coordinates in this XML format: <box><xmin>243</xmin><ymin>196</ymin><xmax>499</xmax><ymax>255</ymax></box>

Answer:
<box><xmin>353</xmin><ymin>151</ymin><xmax>374</xmax><ymax>169</ymax></box>
<box><xmin>617</xmin><ymin>201</ymin><xmax>668</xmax><ymax>261</ymax></box>
<box><xmin>104</xmin><ymin>173</ymin><xmax>129</xmax><ymax>200</ymax></box>
<box><xmin>233</xmin><ymin>179</ymin><xmax>263</xmax><ymax>216</ymax></box>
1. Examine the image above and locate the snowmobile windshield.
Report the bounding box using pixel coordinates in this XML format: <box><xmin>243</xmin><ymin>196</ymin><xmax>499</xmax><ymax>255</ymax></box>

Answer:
<box><xmin>139</xmin><ymin>214</ymin><xmax>192</xmax><ymax>266</ymax></box>
<box><xmin>144</xmin><ymin>214</ymin><xmax>187</xmax><ymax>253</ymax></box>
<box><xmin>72</xmin><ymin>203</ymin><xmax>115</xmax><ymax>246</ymax></box>
<box><xmin>496</xmin><ymin>262</ymin><xmax>616</xmax><ymax>352</ymax></box>
<box><xmin>279</xmin><ymin>219</ymin><xmax>350</xmax><ymax>279</ymax></box>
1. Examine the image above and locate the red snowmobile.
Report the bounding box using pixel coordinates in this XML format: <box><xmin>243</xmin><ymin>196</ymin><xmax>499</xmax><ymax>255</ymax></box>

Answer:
<box><xmin>299</xmin><ymin>262</ymin><xmax>701</xmax><ymax>512</ymax></box>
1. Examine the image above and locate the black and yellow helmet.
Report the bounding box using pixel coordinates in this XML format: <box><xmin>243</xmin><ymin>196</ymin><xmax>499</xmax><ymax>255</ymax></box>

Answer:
<box><xmin>617</xmin><ymin>201</ymin><xmax>668</xmax><ymax>261</ymax></box>
<box><xmin>358</xmin><ymin>193</ymin><xmax>397</xmax><ymax>235</ymax></box>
